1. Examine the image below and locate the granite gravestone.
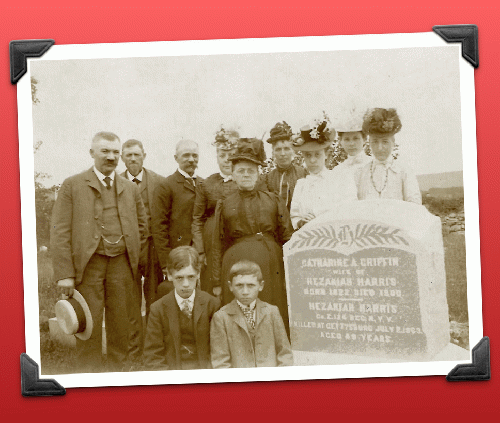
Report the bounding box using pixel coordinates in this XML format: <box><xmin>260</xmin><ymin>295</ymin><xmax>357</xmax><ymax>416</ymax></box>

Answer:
<box><xmin>284</xmin><ymin>199</ymin><xmax>451</xmax><ymax>365</ymax></box>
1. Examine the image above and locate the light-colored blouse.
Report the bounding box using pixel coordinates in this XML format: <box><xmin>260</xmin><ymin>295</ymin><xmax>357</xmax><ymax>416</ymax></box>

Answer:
<box><xmin>332</xmin><ymin>151</ymin><xmax>372</xmax><ymax>180</ymax></box>
<box><xmin>290</xmin><ymin>168</ymin><xmax>358</xmax><ymax>229</ymax></box>
<box><xmin>355</xmin><ymin>157</ymin><xmax>422</xmax><ymax>204</ymax></box>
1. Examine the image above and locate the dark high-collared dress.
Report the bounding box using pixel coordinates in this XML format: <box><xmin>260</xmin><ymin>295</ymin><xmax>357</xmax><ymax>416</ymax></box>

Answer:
<box><xmin>192</xmin><ymin>174</ymin><xmax>268</xmax><ymax>293</ymax></box>
<box><xmin>212</xmin><ymin>189</ymin><xmax>293</xmax><ymax>333</ymax></box>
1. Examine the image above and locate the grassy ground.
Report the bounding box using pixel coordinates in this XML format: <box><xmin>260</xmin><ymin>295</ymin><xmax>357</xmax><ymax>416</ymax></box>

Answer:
<box><xmin>444</xmin><ymin>233</ymin><xmax>469</xmax><ymax>349</ymax></box>
<box><xmin>38</xmin><ymin>232</ymin><xmax>470</xmax><ymax>374</ymax></box>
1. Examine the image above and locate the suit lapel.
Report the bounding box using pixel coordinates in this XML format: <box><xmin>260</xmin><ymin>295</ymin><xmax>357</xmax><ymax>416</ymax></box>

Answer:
<box><xmin>115</xmin><ymin>173</ymin><xmax>124</xmax><ymax>196</ymax></box>
<box><xmin>145</xmin><ymin>169</ymin><xmax>155</xmax><ymax>208</ymax></box>
<box><xmin>139</xmin><ymin>169</ymin><xmax>148</xmax><ymax>194</ymax></box>
<box><xmin>176</xmin><ymin>170</ymin><xmax>195</xmax><ymax>193</ymax></box>
<box><xmin>255</xmin><ymin>299</ymin><xmax>269</xmax><ymax>330</ymax></box>
<box><xmin>85</xmin><ymin>168</ymin><xmax>102</xmax><ymax>194</ymax></box>
<box><xmin>165</xmin><ymin>293</ymin><xmax>181</xmax><ymax>356</ymax></box>
<box><xmin>226</xmin><ymin>300</ymin><xmax>251</xmax><ymax>338</ymax></box>
<box><xmin>193</xmin><ymin>289</ymin><xmax>206</xmax><ymax>327</ymax></box>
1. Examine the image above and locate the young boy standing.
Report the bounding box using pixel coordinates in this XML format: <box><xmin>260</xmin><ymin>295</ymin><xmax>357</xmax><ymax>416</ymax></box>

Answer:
<box><xmin>144</xmin><ymin>246</ymin><xmax>220</xmax><ymax>370</ymax></box>
<box><xmin>210</xmin><ymin>260</ymin><xmax>293</xmax><ymax>368</ymax></box>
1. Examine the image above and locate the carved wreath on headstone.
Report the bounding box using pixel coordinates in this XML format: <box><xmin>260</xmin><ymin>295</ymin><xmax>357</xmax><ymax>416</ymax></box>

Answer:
<box><xmin>291</xmin><ymin>224</ymin><xmax>409</xmax><ymax>250</ymax></box>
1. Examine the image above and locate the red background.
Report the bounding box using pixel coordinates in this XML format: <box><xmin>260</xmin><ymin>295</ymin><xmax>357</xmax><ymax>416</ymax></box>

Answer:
<box><xmin>1</xmin><ymin>1</ymin><xmax>498</xmax><ymax>421</ymax></box>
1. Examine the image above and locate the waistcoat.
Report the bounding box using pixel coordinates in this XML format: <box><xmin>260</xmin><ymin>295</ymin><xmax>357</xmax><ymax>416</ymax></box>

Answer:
<box><xmin>95</xmin><ymin>184</ymin><xmax>126</xmax><ymax>256</ymax></box>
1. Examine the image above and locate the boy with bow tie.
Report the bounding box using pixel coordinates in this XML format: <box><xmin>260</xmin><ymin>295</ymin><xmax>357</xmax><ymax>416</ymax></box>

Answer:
<box><xmin>210</xmin><ymin>260</ymin><xmax>293</xmax><ymax>368</ymax></box>
<box><xmin>144</xmin><ymin>246</ymin><xmax>220</xmax><ymax>370</ymax></box>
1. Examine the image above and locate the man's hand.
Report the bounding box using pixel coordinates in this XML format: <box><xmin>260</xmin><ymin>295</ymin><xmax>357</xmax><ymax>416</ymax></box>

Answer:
<box><xmin>212</xmin><ymin>286</ymin><xmax>222</xmax><ymax>297</ymax></box>
<box><xmin>58</xmin><ymin>278</ymin><xmax>75</xmax><ymax>299</ymax></box>
<box><xmin>199</xmin><ymin>253</ymin><xmax>207</xmax><ymax>266</ymax></box>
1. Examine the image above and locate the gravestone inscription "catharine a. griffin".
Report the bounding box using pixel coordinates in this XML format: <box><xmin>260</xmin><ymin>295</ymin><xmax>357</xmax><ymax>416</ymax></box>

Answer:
<box><xmin>284</xmin><ymin>200</ymin><xmax>451</xmax><ymax>365</ymax></box>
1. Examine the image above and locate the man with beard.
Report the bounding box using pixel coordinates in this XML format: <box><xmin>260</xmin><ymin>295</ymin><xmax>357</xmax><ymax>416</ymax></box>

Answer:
<box><xmin>264</xmin><ymin>122</ymin><xmax>307</xmax><ymax>210</ymax></box>
<box><xmin>152</xmin><ymin>139</ymin><xmax>203</xmax><ymax>285</ymax></box>
<box><xmin>51</xmin><ymin>131</ymin><xmax>148</xmax><ymax>372</ymax></box>
<box><xmin>121</xmin><ymin>139</ymin><xmax>165</xmax><ymax>319</ymax></box>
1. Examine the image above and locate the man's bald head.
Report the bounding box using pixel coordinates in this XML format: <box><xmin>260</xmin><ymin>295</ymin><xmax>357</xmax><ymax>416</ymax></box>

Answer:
<box><xmin>175</xmin><ymin>139</ymin><xmax>198</xmax><ymax>155</ymax></box>
<box><xmin>174</xmin><ymin>139</ymin><xmax>199</xmax><ymax>177</ymax></box>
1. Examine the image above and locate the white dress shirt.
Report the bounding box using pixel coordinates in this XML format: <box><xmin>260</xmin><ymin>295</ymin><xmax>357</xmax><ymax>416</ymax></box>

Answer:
<box><xmin>290</xmin><ymin>167</ymin><xmax>358</xmax><ymax>229</ymax></box>
<box><xmin>219</xmin><ymin>172</ymin><xmax>232</xmax><ymax>183</ymax></box>
<box><xmin>93</xmin><ymin>166</ymin><xmax>115</xmax><ymax>187</ymax></box>
<box><xmin>178</xmin><ymin>168</ymin><xmax>197</xmax><ymax>186</ymax></box>
<box><xmin>333</xmin><ymin>151</ymin><xmax>372</xmax><ymax>180</ymax></box>
<box><xmin>355</xmin><ymin>156</ymin><xmax>422</xmax><ymax>204</ymax></box>
<box><xmin>175</xmin><ymin>289</ymin><xmax>196</xmax><ymax>313</ymax></box>
<box><xmin>125</xmin><ymin>169</ymin><xmax>144</xmax><ymax>183</ymax></box>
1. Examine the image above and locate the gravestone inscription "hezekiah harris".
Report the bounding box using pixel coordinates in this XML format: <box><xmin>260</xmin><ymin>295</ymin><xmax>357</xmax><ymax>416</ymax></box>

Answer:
<box><xmin>284</xmin><ymin>200</ymin><xmax>451</xmax><ymax>365</ymax></box>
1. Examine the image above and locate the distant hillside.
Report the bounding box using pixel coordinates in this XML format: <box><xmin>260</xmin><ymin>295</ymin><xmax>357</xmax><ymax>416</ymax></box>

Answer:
<box><xmin>417</xmin><ymin>171</ymin><xmax>463</xmax><ymax>192</ymax></box>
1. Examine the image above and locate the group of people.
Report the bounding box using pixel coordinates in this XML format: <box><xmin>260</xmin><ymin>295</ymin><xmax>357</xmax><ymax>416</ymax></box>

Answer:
<box><xmin>50</xmin><ymin>107</ymin><xmax>422</xmax><ymax>373</ymax></box>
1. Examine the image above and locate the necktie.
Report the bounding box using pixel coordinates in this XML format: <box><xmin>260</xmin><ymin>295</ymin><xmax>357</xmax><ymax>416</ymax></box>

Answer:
<box><xmin>181</xmin><ymin>299</ymin><xmax>192</xmax><ymax>318</ymax></box>
<box><xmin>186</xmin><ymin>177</ymin><xmax>195</xmax><ymax>187</ymax></box>
<box><xmin>240</xmin><ymin>304</ymin><xmax>255</xmax><ymax>329</ymax></box>
<box><xmin>132</xmin><ymin>177</ymin><xmax>140</xmax><ymax>185</ymax></box>
<box><xmin>104</xmin><ymin>176</ymin><xmax>112</xmax><ymax>190</ymax></box>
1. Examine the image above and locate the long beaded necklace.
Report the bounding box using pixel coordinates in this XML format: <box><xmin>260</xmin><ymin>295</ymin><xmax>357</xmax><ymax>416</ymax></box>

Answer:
<box><xmin>370</xmin><ymin>160</ymin><xmax>389</xmax><ymax>197</ymax></box>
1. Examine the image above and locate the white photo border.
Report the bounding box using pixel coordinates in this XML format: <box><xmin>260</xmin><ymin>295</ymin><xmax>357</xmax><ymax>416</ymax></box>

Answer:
<box><xmin>17</xmin><ymin>31</ymin><xmax>482</xmax><ymax>388</ymax></box>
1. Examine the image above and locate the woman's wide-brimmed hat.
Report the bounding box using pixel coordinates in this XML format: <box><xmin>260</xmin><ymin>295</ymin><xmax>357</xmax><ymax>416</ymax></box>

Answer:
<box><xmin>55</xmin><ymin>290</ymin><xmax>93</xmax><ymax>341</ymax></box>
<box><xmin>229</xmin><ymin>138</ymin><xmax>266</xmax><ymax>166</ymax></box>
<box><xmin>292</xmin><ymin>120</ymin><xmax>336</xmax><ymax>151</ymax></box>
<box><xmin>335</xmin><ymin>109</ymin><xmax>366</xmax><ymax>134</ymax></box>
<box><xmin>266</xmin><ymin>121</ymin><xmax>293</xmax><ymax>144</ymax></box>
<box><xmin>362</xmin><ymin>108</ymin><xmax>402</xmax><ymax>135</ymax></box>
<box><xmin>212</xmin><ymin>127</ymin><xmax>240</xmax><ymax>150</ymax></box>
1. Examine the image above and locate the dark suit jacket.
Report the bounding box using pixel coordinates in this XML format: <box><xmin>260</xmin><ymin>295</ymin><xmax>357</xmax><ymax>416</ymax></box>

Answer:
<box><xmin>144</xmin><ymin>289</ymin><xmax>220</xmax><ymax>370</ymax></box>
<box><xmin>120</xmin><ymin>168</ymin><xmax>165</xmax><ymax>232</ymax></box>
<box><xmin>50</xmin><ymin>167</ymin><xmax>148</xmax><ymax>284</ymax></box>
<box><xmin>151</xmin><ymin>170</ymin><xmax>203</xmax><ymax>269</ymax></box>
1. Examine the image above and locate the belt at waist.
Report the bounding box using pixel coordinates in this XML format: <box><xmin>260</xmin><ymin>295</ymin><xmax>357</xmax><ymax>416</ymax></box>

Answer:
<box><xmin>233</xmin><ymin>232</ymin><xmax>276</xmax><ymax>245</ymax></box>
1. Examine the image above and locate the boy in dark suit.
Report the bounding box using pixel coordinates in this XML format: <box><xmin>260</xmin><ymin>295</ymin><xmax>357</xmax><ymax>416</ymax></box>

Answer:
<box><xmin>144</xmin><ymin>246</ymin><xmax>220</xmax><ymax>370</ymax></box>
<box><xmin>210</xmin><ymin>260</ymin><xmax>293</xmax><ymax>368</ymax></box>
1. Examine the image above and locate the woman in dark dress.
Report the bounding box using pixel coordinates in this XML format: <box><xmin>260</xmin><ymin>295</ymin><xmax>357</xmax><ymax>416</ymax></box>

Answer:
<box><xmin>212</xmin><ymin>138</ymin><xmax>294</xmax><ymax>334</ymax></box>
<box><xmin>192</xmin><ymin>129</ymin><xmax>268</xmax><ymax>296</ymax></box>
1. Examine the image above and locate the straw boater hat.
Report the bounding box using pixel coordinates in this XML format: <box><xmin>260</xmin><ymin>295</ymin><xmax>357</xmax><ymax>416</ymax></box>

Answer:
<box><xmin>212</xmin><ymin>127</ymin><xmax>240</xmax><ymax>150</ymax></box>
<box><xmin>229</xmin><ymin>138</ymin><xmax>266</xmax><ymax>166</ymax></box>
<box><xmin>362</xmin><ymin>108</ymin><xmax>402</xmax><ymax>135</ymax></box>
<box><xmin>266</xmin><ymin>121</ymin><xmax>293</xmax><ymax>144</ymax></box>
<box><xmin>292</xmin><ymin>120</ymin><xmax>336</xmax><ymax>151</ymax></box>
<box><xmin>55</xmin><ymin>290</ymin><xmax>93</xmax><ymax>340</ymax></box>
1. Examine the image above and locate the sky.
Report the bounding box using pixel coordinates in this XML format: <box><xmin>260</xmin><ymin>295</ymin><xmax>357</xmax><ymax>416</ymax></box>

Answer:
<box><xmin>30</xmin><ymin>46</ymin><xmax>463</xmax><ymax>187</ymax></box>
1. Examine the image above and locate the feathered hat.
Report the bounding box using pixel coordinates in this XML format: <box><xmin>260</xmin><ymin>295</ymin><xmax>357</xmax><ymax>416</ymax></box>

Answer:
<box><xmin>335</xmin><ymin>108</ymin><xmax>366</xmax><ymax>135</ymax></box>
<box><xmin>362</xmin><ymin>108</ymin><xmax>402</xmax><ymax>135</ymax></box>
<box><xmin>229</xmin><ymin>138</ymin><xmax>266</xmax><ymax>166</ymax></box>
<box><xmin>212</xmin><ymin>126</ymin><xmax>240</xmax><ymax>150</ymax></box>
<box><xmin>266</xmin><ymin>121</ymin><xmax>293</xmax><ymax>144</ymax></box>
<box><xmin>292</xmin><ymin>118</ymin><xmax>336</xmax><ymax>151</ymax></box>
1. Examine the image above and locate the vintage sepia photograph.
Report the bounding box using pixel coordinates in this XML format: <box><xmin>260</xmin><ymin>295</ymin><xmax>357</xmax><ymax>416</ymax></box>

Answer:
<box><xmin>17</xmin><ymin>32</ymin><xmax>482</xmax><ymax>388</ymax></box>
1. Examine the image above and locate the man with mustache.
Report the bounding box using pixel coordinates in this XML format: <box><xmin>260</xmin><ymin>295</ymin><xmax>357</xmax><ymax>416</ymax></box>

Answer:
<box><xmin>121</xmin><ymin>139</ymin><xmax>165</xmax><ymax>319</ymax></box>
<box><xmin>50</xmin><ymin>131</ymin><xmax>148</xmax><ymax>372</ymax></box>
<box><xmin>152</xmin><ymin>139</ymin><xmax>203</xmax><ymax>286</ymax></box>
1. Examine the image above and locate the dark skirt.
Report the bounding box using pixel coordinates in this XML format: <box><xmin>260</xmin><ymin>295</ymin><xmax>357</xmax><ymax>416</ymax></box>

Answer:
<box><xmin>220</xmin><ymin>234</ymin><xmax>289</xmax><ymax>335</ymax></box>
